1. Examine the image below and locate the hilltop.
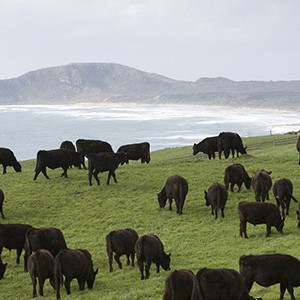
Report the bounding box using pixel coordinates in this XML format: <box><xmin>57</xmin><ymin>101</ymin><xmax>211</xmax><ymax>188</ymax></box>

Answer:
<box><xmin>0</xmin><ymin>62</ymin><xmax>300</xmax><ymax>110</ymax></box>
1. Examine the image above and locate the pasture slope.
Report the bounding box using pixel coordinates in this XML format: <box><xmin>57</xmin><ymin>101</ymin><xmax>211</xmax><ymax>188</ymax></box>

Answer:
<box><xmin>0</xmin><ymin>134</ymin><xmax>299</xmax><ymax>300</ymax></box>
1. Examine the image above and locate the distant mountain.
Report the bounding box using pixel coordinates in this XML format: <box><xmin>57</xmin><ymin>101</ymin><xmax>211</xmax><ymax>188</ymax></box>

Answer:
<box><xmin>0</xmin><ymin>63</ymin><xmax>300</xmax><ymax>110</ymax></box>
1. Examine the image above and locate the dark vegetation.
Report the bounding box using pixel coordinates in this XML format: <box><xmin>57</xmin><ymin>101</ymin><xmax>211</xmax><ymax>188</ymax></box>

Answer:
<box><xmin>0</xmin><ymin>134</ymin><xmax>300</xmax><ymax>299</ymax></box>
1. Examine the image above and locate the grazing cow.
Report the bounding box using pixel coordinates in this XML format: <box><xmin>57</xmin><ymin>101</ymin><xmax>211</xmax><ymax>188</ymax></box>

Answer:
<box><xmin>33</xmin><ymin>149</ymin><xmax>82</xmax><ymax>180</ymax></box>
<box><xmin>157</xmin><ymin>175</ymin><xmax>189</xmax><ymax>215</ymax></box>
<box><xmin>87</xmin><ymin>152</ymin><xmax>127</xmax><ymax>186</ymax></box>
<box><xmin>193</xmin><ymin>136</ymin><xmax>218</xmax><ymax>160</ymax></box>
<box><xmin>0</xmin><ymin>223</ymin><xmax>32</xmax><ymax>266</ymax></box>
<box><xmin>238</xmin><ymin>201</ymin><xmax>284</xmax><ymax>238</ymax></box>
<box><xmin>297</xmin><ymin>136</ymin><xmax>300</xmax><ymax>165</ymax></box>
<box><xmin>196</xmin><ymin>267</ymin><xmax>261</xmax><ymax>300</ymax></box>
<box><xmin>0</xmin><ymin>257</ymin><xmax>7</xmax><ymax>280</ymax></box>
<box><xmin>106</xmin><ymin>228</ymin><xmax>139</xmax><ymax>272</ymax></box>
<box><xmin>55</xmin><ymin>248</ymin><xmax>98</xmax><ymax>300</ymax></box>
<box><xmin>217</xmin><ymin>132</ymin><xmax>247</xmax><ymax>159</ymax></box>
<box><xmin>224</xmin><ymin>163</ymin><xmax>252</xmax><ymax>192</ymax></box>
<box><xmin>163</xmin><ymin>269</ymin><xmax>201</xmax><ymax>300</ymax></box>
<box><xmin>27</xmin><ymin>249</ymin><xmax>55</xmax><ymax>297</ymax></box>
<box><xmin>117</xmin><ymin>142</ymin><xmax>150</xmax><ymax>164</ymax></box>
<box><xmin>0</xmin><ymin>189</ymin><xmax>4</xmax><ymax>219</ymax></box>
<box><xmin>273</xmin><ymin>178</ymin><xmax>297</xmax><ymax>217</ymax></box>
<box><xmin>204</xmin><ymin>182</ymin><xmax>228</xmax><ymax>219</ymax></box>
<box><xmin>76</xmin><ymin>139</ymin><xmax>113</xmax><ymax>169</ymax></box>
<box><xmin>251</xmin><ymin>170</ymin><xmax>272</xmax><ymax>202</ymax></box>
<box><xmin>24</xmin><ymin>227</ymin><xmax>67</xmax><ymax>271</ymax></box>
<box><xmin>135</xmin><ymin>234</ymin><xmax>171</xmax><ymax>280</ymax></box>
<box><xmin>240</xmin><ymin>253</ymin><xmax>300</xmax><ymax>300</ymax></box>
<box><xmin>0</xmin><ymin>147</ymin><xmax>22</xmax><ymax>174</ymax></box>
<box><xmin>59</xmin><ymin>140</ymin><xmax>76</xmax><ymax>152</ymax></box>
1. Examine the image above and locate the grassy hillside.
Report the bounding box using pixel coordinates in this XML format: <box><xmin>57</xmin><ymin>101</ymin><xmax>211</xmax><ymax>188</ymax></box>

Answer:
<box><xmin>0</xmin><ymin>134</ymin><xmax>300</xmax><ymax>300</ymax></box>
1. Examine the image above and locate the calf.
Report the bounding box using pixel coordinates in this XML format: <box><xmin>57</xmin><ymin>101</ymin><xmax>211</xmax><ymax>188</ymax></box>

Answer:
<box><xmin>273</xmin><ymin>178</ymin><xmax>297</xmax><ymax>217</ymax></box>
<box><xmin>27</xmin><ymin>249</ymin><xmax>55</xmax><ymax>297</ymax></box>
<box><xmin>240</xmin><ymin>253</ymin><xmax>300</xmax><ymax>300</ymax></box>
<box><xmin>87</xmin><ymin>152</ymin><xmax>127</xmax><ymax>186</ymax></box>
<box><xmin>0</xmin><ymin>147</ymin><xmax>22</xmax><ymax>174</ymax></box>
<box><xmin>0</xmin><ymin>189</ymin><xmax>4</xmax><ymax>219</ymax></box>
<box><xmin>204</xmin><ymin>182</ymin><xmax>228</xmax><ymax>219</ymax></box>
<box><xmin>251</xmin><ymin>169</ymin><xmax>272</xmax><ymax>202</ymax></box>
<box><xmin>106</xmin><ymin>228</ymin><xmax>139</xmax><ymax>272</ymax></box>
<box><xmin>135</xmin><ymin>234</ymin><xmax>171</xmax><ymax>280</ymax></box>
<box><xmin>157</xmin><ymin>175</ymin><xmax>189</xmax><ymax>215</ymax></box>
<box><xmin>34</xmin><ymin>149</ymin><xmax>81</xmax><ymax>180</ymax></box>
<box><xmin>24</xmin><ymin>227</ymin><xmax>68</xmax><ymax>271</ymax></box>
<box><xmin>117</xmin><ymin>142</ymin><xmax>150</xmax><ymax>164</ymax></box>
<box><xmin>224</xmin><ymin>163</ymin><xmax>252</xmax><ymax>192</ymax></box>
<box><xmin>193</xmin><ymin>136</ymin><xmax>218</xmax><ymax>160</ymax></box>
<box><xmin>0</xmin><ymin>223</ymin><xmax>32</xmax><ymax>266</ymax></box>
<box><xmin>163</xmin><ymin>269</ymin><xmax>201</xmax><ymax>300</ymax></box>
<box><xmin>55</xmin><ymin>248</ymin><xmax>98</xmax><ymax>300</ymax></box>
<box><xmin>196</xmin><ymin>267</ymin><xmax>261</xmax><ymax>300</ymax></box>
<box><xmin>238</xmin><ymin>201</ymin><xmax>284</xmax><ymax>238</ymax></box>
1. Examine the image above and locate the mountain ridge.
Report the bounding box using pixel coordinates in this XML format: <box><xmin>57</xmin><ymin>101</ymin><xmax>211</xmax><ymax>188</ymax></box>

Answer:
<box><xmin>0</xmin><ymin>62</ymin><xmax>299</xmax><ymax>110</ymax></box>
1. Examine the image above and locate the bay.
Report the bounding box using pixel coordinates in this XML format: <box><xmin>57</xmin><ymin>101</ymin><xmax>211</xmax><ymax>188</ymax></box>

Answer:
<box><xmin>0</xmin><ymin>103</ymin><xmax>299</xmax><ymax>161</ymax></box>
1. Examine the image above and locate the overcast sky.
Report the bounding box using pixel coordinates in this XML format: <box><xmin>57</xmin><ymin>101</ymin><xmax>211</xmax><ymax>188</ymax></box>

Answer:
<box><xmin>1</xmin><ymin>0</ymin><xmax>300</xmax><ymax>82</ymax></box>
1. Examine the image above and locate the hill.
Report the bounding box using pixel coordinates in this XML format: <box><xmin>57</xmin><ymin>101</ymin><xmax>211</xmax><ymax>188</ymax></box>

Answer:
<box><xmin>0</xmin><ymin>63</ymin><xmax>300</xmax><ymax>110</ymax></box>
<box><xmin>0</xmin><ymin>134</ymin><xmax>300</xmax><ymax>299</ymax></box>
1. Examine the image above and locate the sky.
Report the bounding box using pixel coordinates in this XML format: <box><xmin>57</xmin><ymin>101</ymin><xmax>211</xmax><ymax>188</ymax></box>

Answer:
<box><xmin>1</xmin><ymin>0</ymin><xmax>300</xmax><ymax>82</ymax></box>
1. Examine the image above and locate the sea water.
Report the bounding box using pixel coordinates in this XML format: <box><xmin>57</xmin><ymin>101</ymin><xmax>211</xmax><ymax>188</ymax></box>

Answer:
<box><xmin>0</xmin><ymin>103</ymin><xmax>299</xmax><ymax>160</ymax></box>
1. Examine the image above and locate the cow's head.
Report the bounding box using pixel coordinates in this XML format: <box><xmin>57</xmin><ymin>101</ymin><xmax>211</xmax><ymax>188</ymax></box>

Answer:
<box><xmin>87</xmin><ymin>268</ymin><xmax>98</xmax><ymax>289</ymax></box>
<box><xmin>161</xmin><ymin>253</ymin><xmax>171</xmax><ymax>271</ymax></box>
<box><xmin>13</xmin><ymin>161</ymin><xmax>22</xmax><ymax>172</ymax></box>
<box><xmin>157</xmin><ymin>190</ymin><xmax>167</xmax><ymax>208</ymax></box>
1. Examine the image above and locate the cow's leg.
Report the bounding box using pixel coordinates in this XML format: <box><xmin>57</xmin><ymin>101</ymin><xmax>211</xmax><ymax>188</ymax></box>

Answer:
<box><xmin>230</xmin><ymin>183</ymin><xmax>234</xmax><ymax>192</ymax></box>
<box><xmin>33</xmin><ymin>168</ymin><xmax>41</xmax><ymax>180</ymax></box>
<box><xmin>64</xmin><ymin>278</ymin><xmax>71</xmax><ymax>294</ymax></box>
<box><xmin>111</xmin><ymin>171</ymin><xmax>117</xmax><ymax>183</ymax></box>
<box><xmin>93</xmin><ymin>170</ymin><xmax>100</xmax><ymax>186</ymax></box>
<box><xmin>145</xmin><ymin>261</ymin><xmax>151</xmax><ymax>279</ymax></box>
<box><xmin>221</xmin><ymin>208</ymin><xmax>225</xmax><ymax>218</ymax></box>
<box><xmin>60</xmin><ymin>167</ymin><xmax>68</xmax><ymax>178</ymax></box>
<box><xmin>138</xmin><ymin>259</ymin><xmax>145</xmax><ymax>280</ymax></box>
<box><xmin>0</xmin><ymin>201</ymin><xmax>5</xmax><ymax>219</ymax></box>
<box><xmin>214</xmin><ymin>208</ymin><xmax>218</xmax><ymax>219</ymax></box>
<box><xmin>41</xmin><ymin>167</ymin><xmax>49</xmax><ymax>179</ymax></box>
<box><xmin>237</xmin><ymin>183</ymin><xmax>242</xmax><ymax>192</ymax></box>
<box><xmin>266</xmin><ymin>225</ymin><xmax>271</xmax><ymax>237</ymax></box>
<box><xmin>2</xmin><ymin>164</ymin><xmax>6</xmax><ymax>174</ymax></box>
<box><xmin>240</xmin><ymin>220</ymin><xmax>248</xmax><ymax>238</ymax></box>
<box><xmin>284</xmin><ymin>283</ymin><xmax>296</xmax><ymax>300</ymax></box>
<box><xmin>130</xmin><ymin>252</ymin><xmax>135</xmax><ymax>267</ymax></box>
<box><xmin>38</xmin><ymin>277</ymin><xmax>45</xmax><ymax>296</ymax></box>
<box><xmin>31</xmin><ymin>273</ymin><xmax>37</xmax><ymax>297</ymax></box>
<box><xmin>212</xmin><ymin>152</ymin><xmax>216</xmax><ymax>159</ymax></box>
<box><xmin>16</xmin><ymin>248</ymin><xmax>22</xmax><ymax>264</ymax></box>
<box><xmin>114</xmin><ymin>253</ymin><xmax>123</xmax><ymax>269</ymax></box>
<box><xmin>155</xmin><ymin>263</ymin><xmax>160</xmax><ymax>273</ymax></box>
<box><xmin>107</xmin><ymin>250</ymin><xmax>113</xmax><ymax>272</ymax></box>
<box><xmin>125</xmin><ymin>254</ymin><xmax>130</xmax><ymax>266</ymax></box>
<box><xmin>168</xmin><ymin>198</ymin><xmax>173</xmax><ymax>211</ymax></box>
<box><xmin>208</xmin><ymin>153</ymin><xmax>212</xmax><ymax>160</ymax></box>
<box><xmin>77</xmin><ymin>278</ymin><xmax>85</xmax><ymax>291</ymax></box>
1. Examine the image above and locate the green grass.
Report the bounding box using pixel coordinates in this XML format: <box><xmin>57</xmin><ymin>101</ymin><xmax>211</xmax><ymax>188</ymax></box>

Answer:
<box><xmin>1</xmin><ymin>133</ymin><xmax>300</xmax><ymax>299</ymax></box>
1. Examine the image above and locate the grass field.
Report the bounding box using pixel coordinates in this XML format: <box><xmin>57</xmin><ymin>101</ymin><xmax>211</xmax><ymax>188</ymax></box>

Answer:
<box><xmin>0</xmin><ymin>133</ymin><xmax>300</xmax><ymax>300</ymax></box>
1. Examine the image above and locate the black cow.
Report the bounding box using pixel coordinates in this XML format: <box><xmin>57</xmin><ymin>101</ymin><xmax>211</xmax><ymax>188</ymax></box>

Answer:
<box><xmin>163</xmin><ymin>269</ymin><xmax>201</xmax><ymax>300</ymax></box>
<box><xmin>217</xmin><ymin>132</ymin><xmax>247</xmax><ymax>159</ymax></box>
<box><xmin>24</xmin><ymin>227</ymin><xmax>68</xmax><ymax>271</ymax></box>
<box><xmin>0</xmin><ymin>147</ymin><xmax>22</xmax><ymax>174</ymax></box>
<box><xmin>251</xmin><ymin>170</ymin><xmax>272</xmax><ymax>202</ymax></box>
<box><xmin>157</xmin><ymin>175</ymin><xmax>189</xmax><ymax>215</ymax></box>
<box><xmin>0</xmin><ymin>189</ymin><xmax>4</xmax><ymax>219</ymax></box>
<box><xmin>59</xmin><ymin>140</ymin><xmax>76</xmax><ymax>152</ymax></box>
<box><xmin>0</xmin><ymin>257</ymin><xmax>7</xmax><ymax>280</ymax></box>
<box><xmin>204</xmin><ymin>182</ymin><xmax>228</xmax><ymax>219</ymax></box>
<box><xmin>193</xmin><ymin>136</ymin><xmax>218</xmax><ymax>160</ymax></box>
<box><xmin>240</xmin><ymin>253</ymin><xmax>300</xmax><ymax>300</ymax></box>
<box><xmin>117</xmin><ymin>142</ymin><xmax>150</xmax><ymax>164</ymax></box>
<box><xmin>0</xmin><ymin>223</ymin><xmax>32</xmax><ymax>266</ymax></box>
<box><xmin>33</xmin><ymin>149</ymin><xmax>81</xmax><ymax>180</ymax></box>
<box><xmin>87</xmin><ymin>152</ymin><xmax>127</xmax><ymax>186</ymax></box>
<box><xmin>27</xmin><ymin>249</ymin><xmax>55</xmax><ymax>297</ymax></box>
<box><xmin>297</xmin><ymin>136</ymin><xmax>300</xmax><ymax>165</ymax></box>
<box><xmin>224</xmin><ymin>163</ymin><xmax>252</xmax><ymax>192</ymax></box>
<box><xmin>135</xmin><ymin>234</ymin><xmax>171</xmax><ymax>280</ymax></box>
<box><xmin>238</xmin><ymin>201</ymin><xmax>284</xmax><ymax>238</ymax></box>
<box><xmin>106</xmin><ymin>228</ymin><xmax>139</xmax><ymax>272</ymax></box>
<box><xmin>76</xmin><ymin>139</ymin><xmax>113</xmax><ymax>169</ymax></box>
<box><xmin>55</xmin><ymin>248</ymin><xmax>98</xmax><ymax>300</ymax></box>
<box><xmin>273</xmin><ymin>178</ymin><xmax>297</xmax><ymax>217</ymax></box>
<box><xmin>196</xmin><ymin>267</ymin><xmax>261</xmax><ymax>300</ymax></box>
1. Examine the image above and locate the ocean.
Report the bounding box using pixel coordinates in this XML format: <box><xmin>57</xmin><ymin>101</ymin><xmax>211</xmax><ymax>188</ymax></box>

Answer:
<box><xmin>1</xmin><ymin>103</ymin><xmax>300</xmax><ymax>161</ymax></box>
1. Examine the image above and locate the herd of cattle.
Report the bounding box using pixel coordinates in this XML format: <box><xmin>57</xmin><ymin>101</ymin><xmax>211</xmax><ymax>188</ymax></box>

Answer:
<box><xmin>0</xmin><ymin>132</ymin><xmax>300</xmax><ymax>299</ymax></box>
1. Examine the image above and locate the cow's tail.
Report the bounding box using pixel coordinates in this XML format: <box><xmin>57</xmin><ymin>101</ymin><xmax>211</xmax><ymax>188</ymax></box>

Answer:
<box><xmin>106</xmin><ymin>231</ymin><xmax>115</xmax><ymax>272</ymax></box>
<box><xmin>54</xmin><ymin>252</ymin><xmax>63</xmax><ymax>300</ymax></box>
